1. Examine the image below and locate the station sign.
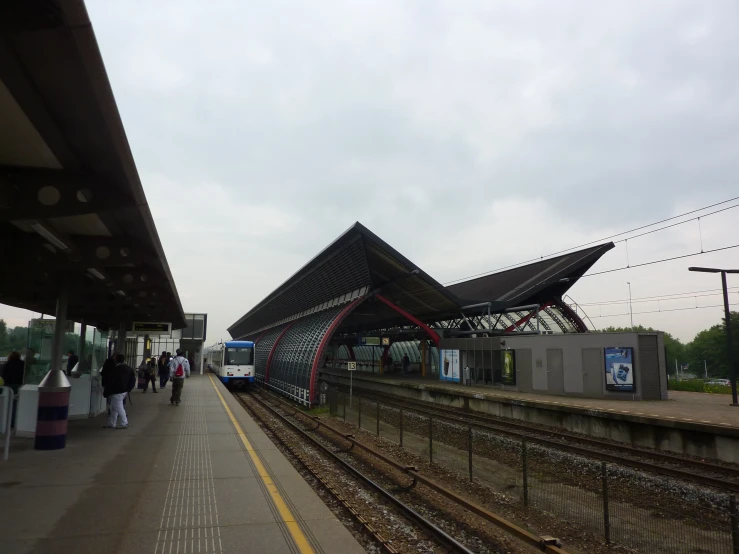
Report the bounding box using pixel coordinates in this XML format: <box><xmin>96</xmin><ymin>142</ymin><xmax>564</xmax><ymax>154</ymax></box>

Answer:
<box><xmin>30</xmin><ymin>318</ymin><xmax>74</xmax><ymax>334</ymax></box>
<box><xmin>132</xmin><ymin>322</ymin><xmax>171</xmax><ymax>334</ymax></box>
<box><xmin>348</xmin><ymin>362</ymin><xmax>357</xmax><ymax>371</ymax></box>
<box><xmin>360</xmin><ymin>336</ymin><xmax>381</xmax><ymax>346</ymax></box>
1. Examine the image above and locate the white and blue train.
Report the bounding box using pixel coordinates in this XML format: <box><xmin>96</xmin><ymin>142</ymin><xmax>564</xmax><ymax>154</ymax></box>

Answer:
<box><xmin>205</xmin><ymin>341</ymin><xmax>255</xmax><ymax>386</ymax></box>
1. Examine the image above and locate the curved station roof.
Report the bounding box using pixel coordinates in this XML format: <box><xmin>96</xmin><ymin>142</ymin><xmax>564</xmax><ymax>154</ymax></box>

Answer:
<box><xmin>229</xmin><ymin>223</ymin><xmax>613</xmax><ymax>405</ymax></box>
<box><xmin>0</xmin><ymin>2</ymin><xmax>184</xmax><ymax>329</ymax></box>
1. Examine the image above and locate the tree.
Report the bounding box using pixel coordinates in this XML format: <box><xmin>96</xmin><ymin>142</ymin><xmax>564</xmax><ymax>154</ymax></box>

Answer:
<box><xmin>8</xmin><ymin>326</ymin><xmax>28</xmax><ymax>353</ymax></box>
<box><xmin>0</xmin><ymin>320</ymin><xmax>10</xmax><ymax>355</ymax></box>
<box><xmin>685</xmin><ymin>311</ymin><xmax>739</xmax><ymax>378</ymax></box>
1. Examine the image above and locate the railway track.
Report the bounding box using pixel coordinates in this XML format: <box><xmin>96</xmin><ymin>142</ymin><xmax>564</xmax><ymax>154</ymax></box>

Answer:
<box><xmin>233</xmin><ymin>391</ymin><xmax>478</xmax><ymax>554</ymax></box>
<box><xmin>236</xmin><ymin>390</ymin><xmax>570</xmax><ymax>554</ymax></box>
<box><xmin>339</xmin><ymin>385</ymin><xmax>739</xmax><ymax>493</ymax></box>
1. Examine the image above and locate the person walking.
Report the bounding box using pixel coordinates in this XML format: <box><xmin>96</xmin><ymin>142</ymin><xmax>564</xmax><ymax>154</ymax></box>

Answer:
<box><xmin>103</xmin><ymin>354</ymin><xmax>133</xmax><ymax>429</ymax></box>
<box><xmin>2</xmin><ymin>352</ymin><xmax>24</xmax><ymax>428</ymax></box>
<box><xmin>137</xmin><ymin>359</ymin><xmax>148</xmax><ymax>391</ymax></box>
<box><xmin>402</xmin><ymin>354</ymin><xmax>410</xmax><ymax>376</ymax></box>
<box><xmin>157</xmin><ymin>351</ymin><xmax>169</xmax><ymax>389</ymax></box>
<box><xmin>66</xmin><ymin>350</ymin><xmax>79</xmax><ymax>376</ymax></box>
<box><xmin>143</xmin><ymin>358</ymin><xmax>158</xmax><ymax>393</ymax></box>
<box><xmin>169</xmin><ymin>349</ymin><xmax>190</xmax><ymax>406</ymax></box>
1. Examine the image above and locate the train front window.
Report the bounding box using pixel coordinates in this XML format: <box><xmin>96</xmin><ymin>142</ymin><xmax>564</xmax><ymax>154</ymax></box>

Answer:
<box><xmin>225</xmin><ymin>347</ymin><xmax>253</xmax><ymax>365</ymax></box>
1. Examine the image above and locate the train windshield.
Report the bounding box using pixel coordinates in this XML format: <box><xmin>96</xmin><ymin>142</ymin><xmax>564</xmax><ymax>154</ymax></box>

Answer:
<box><xmin>225</xmin><ymin>347</ymin><xmax>253</xmax><ymax>366</ymax></box>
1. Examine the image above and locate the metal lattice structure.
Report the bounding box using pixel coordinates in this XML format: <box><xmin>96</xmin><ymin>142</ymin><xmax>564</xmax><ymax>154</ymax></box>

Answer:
<box><xmin>253</xmin><ymin>325</ymin><xmax>286</xmax><ymax>385</ymax></box>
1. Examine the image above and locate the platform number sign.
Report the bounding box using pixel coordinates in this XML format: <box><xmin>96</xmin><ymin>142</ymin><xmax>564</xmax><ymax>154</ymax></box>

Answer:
<box><xmin>348</xmin><ymin>362</ymin><xmax>357</xmax><ymax>371</ymax></box>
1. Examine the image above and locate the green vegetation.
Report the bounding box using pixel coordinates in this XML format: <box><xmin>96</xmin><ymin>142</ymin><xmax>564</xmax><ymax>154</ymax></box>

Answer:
<box><xmin>599</xmin><ymin>311</ymin><xmax>739</xmax><ymax>381</ymax></box>
<box><xmin>304</xmin><ymin>404</ymin><xmax>330</xmax><ymax>416</ymax></box>
<box><xmin>0</xmin><ymin>321</ymin><xmax>91</xmax><ymax>358</ymax></box>
<box><xmin>667</xmin><ymin>378</ymin><xmax>732</xmax><ymax>395</ymax></box>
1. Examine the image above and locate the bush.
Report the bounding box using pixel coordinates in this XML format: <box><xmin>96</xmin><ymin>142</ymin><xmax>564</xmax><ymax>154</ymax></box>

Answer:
<box><xmin>667</xmin><ymin>378</ymin><xmax>732</xmax><ymax>394</ymax></box>
<box><xmin>668</xmin><ymin>379</ymin><xmax>706</xmax><ymax>392</ymax></box>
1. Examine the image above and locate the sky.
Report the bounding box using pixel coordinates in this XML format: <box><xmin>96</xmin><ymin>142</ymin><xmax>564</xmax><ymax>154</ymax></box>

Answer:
<box><xmin>2</xmin><ymin>0</ymin><xmax>739</xmax><ymax>344</ymax></box>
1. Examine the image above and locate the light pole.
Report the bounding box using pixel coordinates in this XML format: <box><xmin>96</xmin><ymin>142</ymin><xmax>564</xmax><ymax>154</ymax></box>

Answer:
<box><xmin>627</xmin><ymin>282</ymin><xmax>633</xmax><ymax>329</ymax></box>
<box><xmin>689</xmin><ymin>267</ymin><xmax>739</xmax><ymax>406</ymax></box>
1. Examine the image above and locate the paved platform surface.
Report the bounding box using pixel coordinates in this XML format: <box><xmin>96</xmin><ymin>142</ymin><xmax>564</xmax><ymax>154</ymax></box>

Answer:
<box><xmin>0</xmin><ymin>374</ymin><xmax>365</xmax><ymax>554</ymax></box>
<box><xmin>324</xmin><ymin>369</ymin><xmax>739</xmax><ymax>429</ymax></box>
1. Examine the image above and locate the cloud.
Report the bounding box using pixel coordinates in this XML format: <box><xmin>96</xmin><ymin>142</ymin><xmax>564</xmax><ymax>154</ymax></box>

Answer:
<box><xmin>3</xmin><ymin>0</ymin><xmax>737</xmax><ymax>345</ymax></box>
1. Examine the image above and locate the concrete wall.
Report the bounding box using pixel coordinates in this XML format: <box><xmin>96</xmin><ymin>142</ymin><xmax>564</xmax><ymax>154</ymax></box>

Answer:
<box><xmin>441</xmin><ymin>332</ymin><xmax>667</xmax><ymax>400</ymax></box>
<box><xmin>321</xmin><ymin>370</ymin><xmax>739</xmax><ymax>464</ymax></box>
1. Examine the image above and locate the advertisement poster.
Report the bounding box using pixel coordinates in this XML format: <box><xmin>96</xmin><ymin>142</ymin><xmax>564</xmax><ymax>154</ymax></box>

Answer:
<box><xmin>440</xmin><ymin>349</ymin><xmax>460</xmax><ymax>382</ymax></box>
<box><xmin>501</xmin><ymin>350</ymin><xmax>516</xmax><ymax>385</ymax></box>
<box><xmin>604</xmin><ymin>347</ymin><xmax>635</xmax><ymax>392</ymax></box>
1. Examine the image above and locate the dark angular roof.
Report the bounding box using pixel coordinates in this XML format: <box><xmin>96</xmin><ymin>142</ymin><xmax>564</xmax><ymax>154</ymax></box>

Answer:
<box><xmin>447</xmin><ymin>243</ymin><xmax>615</xmax><ymax>306</ymax></box>
<box><xmin>228</xmin><ymin>223</ymin><xmax>462</xmax><ymax>339</ymax></box>
<box><xmin>229</xmin><ymin>222</ymin><xmax>614</xmax><ymax>339</ymax></box>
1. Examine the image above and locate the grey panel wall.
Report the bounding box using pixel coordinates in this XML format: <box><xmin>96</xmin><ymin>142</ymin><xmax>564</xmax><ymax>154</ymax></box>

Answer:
<box><xmin>439</xmin><ymin>332</ymin><xmax>667</xmax><ymax>401</ymax></box>
<box><xmin>582</xmin><ymin>348</ymin><xmax>603</xmax><ymax>396</ymax></box>
<box><xmin>516</xmin><ymin>348</ymin><xmax>533</xmax><ymax>392</ymax></box>
<box><xmin>546</xmin><ymin>349</ymin><xmax>564</xmax><ymax>395</ymax></box>
<box><xmin>638</xmin><ymin>335</ymin><xmax>661</xmax><ymax>400</ymax></box>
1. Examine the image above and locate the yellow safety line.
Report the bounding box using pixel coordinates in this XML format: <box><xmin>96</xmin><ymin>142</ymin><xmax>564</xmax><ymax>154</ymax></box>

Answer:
<box><xmin>208</xmin><ymin>375</ymin><xmax>315</xmax><ymax>554</ymax></box>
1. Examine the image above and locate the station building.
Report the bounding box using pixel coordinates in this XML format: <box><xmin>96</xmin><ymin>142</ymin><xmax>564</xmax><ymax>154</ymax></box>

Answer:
<box><xmin>228</xmin><ymin>223</ymin><xmax>667</xmax><ymax>405</ymax></box>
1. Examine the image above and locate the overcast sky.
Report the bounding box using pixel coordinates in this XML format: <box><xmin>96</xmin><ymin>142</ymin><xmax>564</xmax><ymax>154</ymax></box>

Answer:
<box><xmin>3</xmin><ymin>0</ymin><xmax>739</xmax><ymax>344</ymax></box>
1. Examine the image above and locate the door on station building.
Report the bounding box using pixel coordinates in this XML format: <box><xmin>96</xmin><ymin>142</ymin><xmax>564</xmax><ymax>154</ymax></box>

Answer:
<box><xmin>581</xmin><ymin>348</ymin><xmax>604</xmax><ymax>397</ymax></box>
<box><xmin>546</xmin><ymin>348</ymin><xmax>564</xmax><ymax>395</ymax></box>
<box><xmin>516</xmin><ymin>349</ymin><xmax>533</xmax><ymax>392</ymax></box>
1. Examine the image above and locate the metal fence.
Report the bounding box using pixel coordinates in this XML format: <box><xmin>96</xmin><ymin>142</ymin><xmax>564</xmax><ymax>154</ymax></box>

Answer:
<box><xmin>331</xmin><ymin>390</ymin><xmax>739</xmax><ymax>554</ymax></box>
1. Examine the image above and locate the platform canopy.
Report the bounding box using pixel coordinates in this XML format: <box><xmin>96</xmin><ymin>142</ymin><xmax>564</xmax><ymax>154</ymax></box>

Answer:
<box><xmin>0</xmin><ymin>1</ymin><xmax>185</xmax><ymax>329</ymax></box>
<box><xmin>228</xmin><ymin>222</ymin><xmax>613</xmax><ymax>405</ymax></box>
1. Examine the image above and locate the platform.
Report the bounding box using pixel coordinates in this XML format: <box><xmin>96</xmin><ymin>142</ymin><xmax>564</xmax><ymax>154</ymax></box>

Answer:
<box><xmin>320</xmin><ymin>368</ymin><xmax>739</xmax><ymax>463</ymax></box>
<box><xmin>0</xmin><ymin>374</ymin><xmax>365</xmax><ymax>554</ymax></box>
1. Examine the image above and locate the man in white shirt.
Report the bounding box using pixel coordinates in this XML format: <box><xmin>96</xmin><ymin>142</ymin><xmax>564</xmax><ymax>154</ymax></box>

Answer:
<box><xmin>168</xmin><ymin>349</ymin><xmax>191</xmax><ymax>406</ymax></box>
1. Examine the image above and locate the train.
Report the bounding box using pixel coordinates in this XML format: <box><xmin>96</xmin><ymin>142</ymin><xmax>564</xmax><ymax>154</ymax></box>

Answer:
<box><xmin>204</xmin><ymin>340</ymin><xmax>255</xmax><ymax>386</ymax></box>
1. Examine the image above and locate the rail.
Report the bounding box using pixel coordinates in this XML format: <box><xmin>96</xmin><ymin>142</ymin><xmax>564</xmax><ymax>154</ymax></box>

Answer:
<box><xmin>255</xmin><ymin>389</ymin><xmax>569</xmax><ymax>554</ymax></box>
<box><xmin>236</xmin><ymin>392</ymin><xmax>477</xmax><ymax>554</ymax></box>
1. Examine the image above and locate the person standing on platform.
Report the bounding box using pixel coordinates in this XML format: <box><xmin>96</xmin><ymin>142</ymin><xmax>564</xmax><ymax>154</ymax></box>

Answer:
<box><xmin>402</xmin><ymin>354</ymin><xmax>410</xmax><ymax>376</ymax></box>
<box><xmin>103</xmin><ymin>354</ymin><xmax>133</xmax><ymax>429</ymax></box>
<box><xmin>169</xmin><ymin>349</ymin><xmax>190</xmax><ymax>406</ymax></box>
<box><xmin>1</xmin><ymin>351</ymin><xmax>24</xmax><ymax>394</ymax></box>
<box><xmin>66</xmin><ymin>350</ymin><xmax>78</xmax><ymax>376</ymax></box>
<box><xmin>143</xmin><ymin>358</ymin><xmax>158</xmax><ymax>393</ymax></box>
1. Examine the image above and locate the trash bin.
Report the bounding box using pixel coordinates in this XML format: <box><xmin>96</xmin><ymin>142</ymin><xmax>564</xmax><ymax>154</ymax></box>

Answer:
<box><xmin>34</xmin><ymin>370</ymin><xmax>71</xmax><ymax>450</ymax></box>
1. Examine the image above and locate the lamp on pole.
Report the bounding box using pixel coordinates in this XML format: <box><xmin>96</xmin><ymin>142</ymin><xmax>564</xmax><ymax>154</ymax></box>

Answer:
<box><xmin>627</xmin><ymin>282</ymin><xmax>633</xmax><ymax>329</ymax></box>
<box><xmin>689</xmin><ymin>267</ymin><xmax>739</xmax><ymax>406</ymax></box>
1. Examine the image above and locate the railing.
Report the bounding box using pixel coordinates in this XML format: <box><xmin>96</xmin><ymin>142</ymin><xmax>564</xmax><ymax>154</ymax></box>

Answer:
<box><xmin>2</xmin><ymin>386</ymin><xmax>16</xmax><ymax>461</ymax></box>
<box><xmin>332</xmin><ymin>390</ymin><xmax>739</xmax><ymax>554</ymax></box>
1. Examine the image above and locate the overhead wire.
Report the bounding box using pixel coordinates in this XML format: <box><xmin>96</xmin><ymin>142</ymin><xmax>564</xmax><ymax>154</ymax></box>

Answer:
<box><xmin>573</xmin><ymin>286</ymin><xmax>739</xmax><ymax>307</ymax></box>
<box><xmin>442</xmin><ymin>196</ymin><xmax>739</xmax><ymax>286</ymax></box>
<box><xmin>584</xmin><ymin>303</ymin><xmax>727</xmax><ymax>319</ymax></box>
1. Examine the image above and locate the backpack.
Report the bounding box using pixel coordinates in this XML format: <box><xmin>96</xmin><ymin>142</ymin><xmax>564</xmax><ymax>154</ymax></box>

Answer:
<box><xmin>175</xmin><ymin>357</ymin><xmax>185</xmax><ymax>378</ymax></box>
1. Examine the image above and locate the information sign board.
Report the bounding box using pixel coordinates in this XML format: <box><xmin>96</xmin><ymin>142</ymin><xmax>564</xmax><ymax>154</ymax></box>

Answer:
<box><xmin>604</xmin><ymin>347</ymin><xmax>635</xmax><ymax>392</ymax></box>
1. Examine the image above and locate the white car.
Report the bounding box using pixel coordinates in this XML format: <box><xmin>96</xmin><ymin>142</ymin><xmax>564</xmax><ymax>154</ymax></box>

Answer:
<box><xmin>706</xmin><ymin>379</ymin><xmax>731</xmax><ymax>386</ymax></box>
